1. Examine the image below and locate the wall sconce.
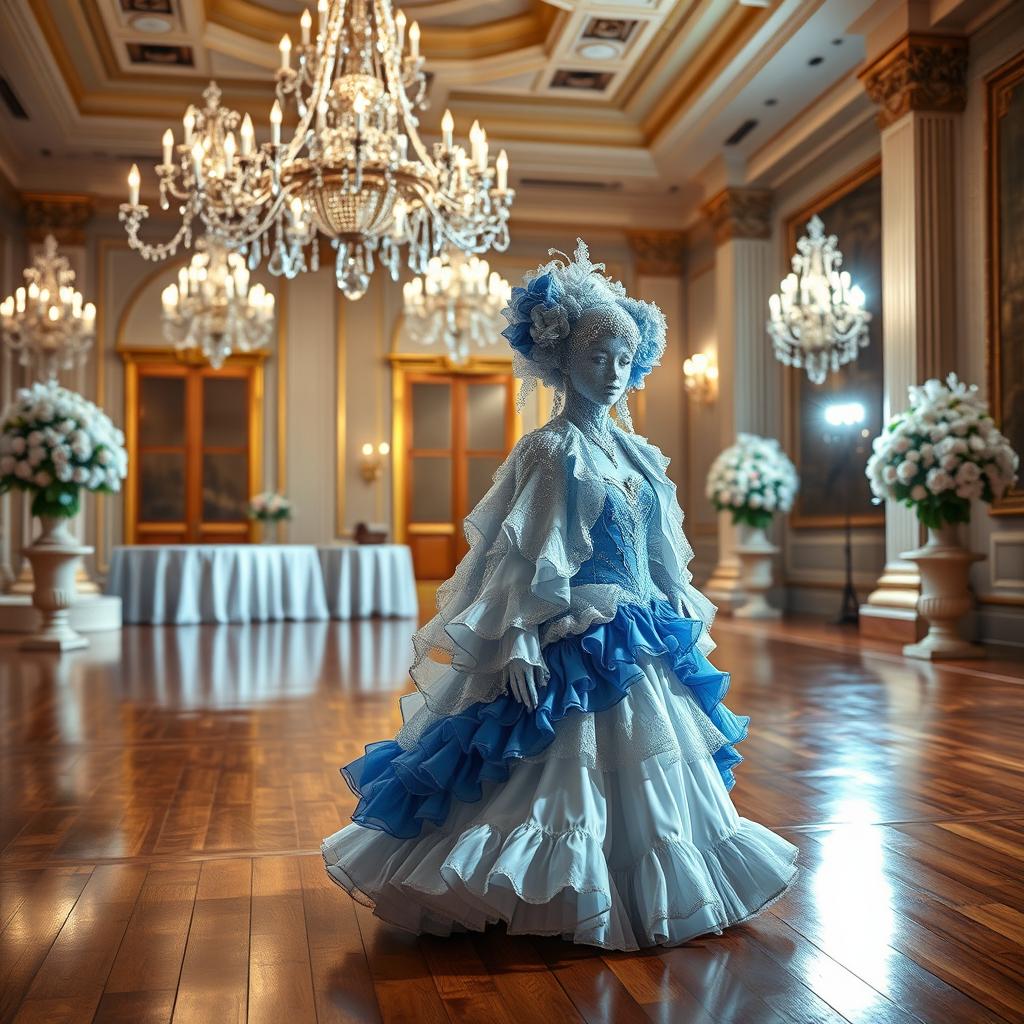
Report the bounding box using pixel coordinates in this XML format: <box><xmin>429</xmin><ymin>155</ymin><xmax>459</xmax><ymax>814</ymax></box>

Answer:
<box><xmin>683</xmin><ymin>352</ymin><xmax>718</xmax><ymax>404</ymax></box>
<box><xmin>360</xmin><ymin>441</ymin><xmax>390</xmax><ymax>483</ymax></box>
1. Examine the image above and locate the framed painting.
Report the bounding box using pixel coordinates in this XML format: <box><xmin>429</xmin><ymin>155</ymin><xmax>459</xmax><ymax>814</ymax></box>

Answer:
<box><xmin>987</xmin><ymin>50</ymin><xmax>1024</xmax><ymax>516</ymax></box>
<box><xmin>783</xmin><ymin>160</ymin><xmax>885</xmax><ymax>528</ymax></box>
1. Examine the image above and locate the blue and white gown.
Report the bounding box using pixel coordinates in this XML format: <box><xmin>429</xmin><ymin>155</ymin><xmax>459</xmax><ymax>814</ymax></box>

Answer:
<box><xmin>322</xmin><ymin>417</ymin><xmax>798</xmax><ymax>951</ymax></box>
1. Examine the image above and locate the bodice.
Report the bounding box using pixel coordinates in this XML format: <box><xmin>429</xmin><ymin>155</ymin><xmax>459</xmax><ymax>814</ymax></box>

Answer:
<box><xmin>571</xmin><ymin>473</ymin><xmax>660</xmax><ymax>601</ymax></box>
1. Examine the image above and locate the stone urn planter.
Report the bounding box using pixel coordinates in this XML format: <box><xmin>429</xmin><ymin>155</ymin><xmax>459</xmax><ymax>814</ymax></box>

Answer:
<box><xmin>734</xmin><ymin>524</ymin><xmax>781</xmax><ymax>620</ymax></box>
<box><xmin>900</xmin><ymin>522</ymin><xmax>985</xmax><ymax>660</ymax></box>
<box><xmin>21</xmin><ymin>515</ymin><xmax>93</xmax><ymax>652</ymax></box>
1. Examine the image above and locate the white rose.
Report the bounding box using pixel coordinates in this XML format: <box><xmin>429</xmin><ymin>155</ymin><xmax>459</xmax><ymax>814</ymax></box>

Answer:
<box><xmin>72</xmin><ymin>466</ymin><xmax>89</xmax><ymax>484</ymax></box>
<box><xmin>897</xmin><ymin>461</ymin><xmax>918</xmax><ymax>483</ymax></box>
<box><xmin>33</xmin><ymin>470</ymin><xmax>51</xmax><ymax>487</ymax></box>
<box><xmin>0</xmin><ymin>455</ymin><xmax>14</xmax><ymax>475</ymax></box>
<box><xmin>55</xmin><ymin>463</ymin><xmax>74</xmax><ymax>482</ymax></box>
<box><xmin>883</xmin><ymin>465</ymin><xmax>899</xmax><ymax>484</ymax></box>
<box><xmin>892</xmin><ymin>435</ymin><xmax>911</xmax><ymax>453</ymax></box>
<box><xmin>10</xmin><ymin>436</ymin><xmax>26</xmax><ymax>455</ymax></box>
<box><xmin>905</xmin><ymin>449</ymin><xmax>921</xmax><ymax>463</ymax></box>
<box><xmin>27</xmin><ymin>446</ymin><xmax>46</xmax><ymax>467</ymax></box>
<box><xmin>14</xmin><ymin>460</ymin><xmax>32</xmax><ymax>480</ymax></box>
<box><xmin>955</xmin><ymin>461</ymin><xmax>981</xmax><ymax>484</ymax></box>
<box><xmin>910</xmin><ymin>484</ymin><xmax>927</xmax><ymax>501</ymax></box>
<box><xmin>926</xmin><ymin>468</ymin><xmax>954</xmax><ymax>494</ymax></box>
<box><xmin>940</xmin><ymin>453</ymin><xmax>960</xmax><ymax>471</ymax></box>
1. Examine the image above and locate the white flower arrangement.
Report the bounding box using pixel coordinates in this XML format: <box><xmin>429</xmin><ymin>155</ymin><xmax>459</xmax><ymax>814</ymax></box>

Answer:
<box><xmin>866</xmin><ymin>373</ymin><xmax>1019</xmax><ymax>528</ymax></box>
<box><xmin>705</xmin><ymin>433</ymin><xmax>799</xmax><ymax>529</ymax></box>
<box><xmin>0</xmin><ymin>380</ymin><xmax>127</xmax><ymax>518</ymax></box>
<box><xmin>248</xmin><ymin>491</ymin><xmax>292</xmax><ymax>523</ymax></box>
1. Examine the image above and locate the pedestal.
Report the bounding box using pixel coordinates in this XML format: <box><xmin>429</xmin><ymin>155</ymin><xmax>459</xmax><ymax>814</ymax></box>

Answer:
<box><xmin>734</xmin><ymin>524</ymin><xmax>781</xmax><ymax>620</ymax></box>
<box><xmin>901</xmin><ymin>523</ymin><xmax>985</xmax><ymax>661</ymax></box>
<box><xmin>20</xmin><ymin>516</ymin><xmax>93</xmax><ymax>652</ymax></box>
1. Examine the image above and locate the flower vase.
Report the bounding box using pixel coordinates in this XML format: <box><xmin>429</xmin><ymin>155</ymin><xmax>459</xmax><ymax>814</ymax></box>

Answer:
<box><xmin>734</xmin><ymin>523</ymin><xmax>781</xmax><ymax>619</ymax></box>
<box><xmin>262</xmin><ymin>520</ymin><xmax>277</xmax><ymax>544</ymax></box>
<box><xmin>900</xmin><ymin>521</ymin><xmax>985</xmax><ymax>660</ymax></box>
<box><xmin>21</xmin><ymin>515</ymin><xmax>94</xmax><ymax>652</ymax></box>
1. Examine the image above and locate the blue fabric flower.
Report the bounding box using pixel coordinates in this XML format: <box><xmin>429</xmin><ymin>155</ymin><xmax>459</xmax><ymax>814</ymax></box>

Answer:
<box><xmin>501</xmin><ymin>272</ymin><xmax>564</xmax><ymax>358</ymax></box>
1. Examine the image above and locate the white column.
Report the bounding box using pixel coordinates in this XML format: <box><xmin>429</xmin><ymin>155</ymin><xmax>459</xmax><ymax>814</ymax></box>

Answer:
<box><xmin>701</xmin><ymin>189</ymin><xmax>778</xmax><ymax>613</ymax></box>
<box><xmin>857</xmin><ymin>35</ymin><xmax>967</xmax><ymax>641</ymax></box>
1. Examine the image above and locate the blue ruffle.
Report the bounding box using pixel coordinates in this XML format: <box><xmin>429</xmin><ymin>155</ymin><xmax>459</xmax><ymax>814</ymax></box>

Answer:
<box><xmin>341</xmin><ymin>599</ymin><xmax>749</xmax><ymax>840</ymax></box>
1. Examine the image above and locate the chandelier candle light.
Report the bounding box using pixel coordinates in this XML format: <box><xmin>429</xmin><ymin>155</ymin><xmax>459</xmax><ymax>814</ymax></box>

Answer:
<box><xmin>768</xmin><ymin>215</ymin><xmax>870</xmax><ymax>385</ymax></box>
<box><xmin>120</xmin><ymin>1</ymin><xmax>515</xmax><ymax>300</ymax></box>
<box><xmin>403</xmin><ymin>251</ymin><xmax>512</xmax><ymax>363</ymax></box>
<box><xmin>161</xmin><ymin>242</ymin><xmax>275</xmax><ymax>369</ymax></box>
<box><xmin>0</xmin><ymin>235</ymin><xmax>97</xmax><ymax>381</ymax></box>
<box><xmin>682</xmin><ymin>351</ymin><xmax>718</xmax><ymax>404</ymax></box>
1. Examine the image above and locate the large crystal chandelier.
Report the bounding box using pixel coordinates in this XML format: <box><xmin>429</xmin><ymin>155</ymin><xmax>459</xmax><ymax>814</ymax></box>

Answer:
<box><xmin>120</xmin><ymin>1</ymin><xmax>515</xmax><ymax>300</ymax></box>
<box><xmin>0</xmin><ymin>235</ymin><xmax>97</xmax><ymax>380</ymax></box>
<box><xmin>402</xmin><ymin>251</ymin><xmax>511</xmax><ymax>363</ymax></box>
<box><xmin>160</xmin><ymin>241</ymin><xmax>275</xmax><ymax>369</ymax></box>
<box><xmin>767</xmin><ymin>215</ymin><xmax>871</xmax><ymax>385</ymax></box>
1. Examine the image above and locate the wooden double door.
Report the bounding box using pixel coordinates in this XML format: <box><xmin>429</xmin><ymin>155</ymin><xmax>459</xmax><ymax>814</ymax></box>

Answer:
<box><xmin>124</xmin><ymin>352</ymin><xmax>264</xmax><ymax>544</ymax></box>
<box><xmin>402</xmin><ymin>370</ymin><xmax>516</xmax><ymax>580</ymax></box>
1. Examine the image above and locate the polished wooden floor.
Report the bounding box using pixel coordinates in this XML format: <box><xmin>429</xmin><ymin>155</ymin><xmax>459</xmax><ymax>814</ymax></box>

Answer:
<box><xmin>1</xmin><ymin>613</ymin><xmax>1023</xmax><ymax>1024</ymax></box>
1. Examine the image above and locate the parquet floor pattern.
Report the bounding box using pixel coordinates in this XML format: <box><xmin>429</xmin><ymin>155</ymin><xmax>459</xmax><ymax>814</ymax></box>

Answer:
<box><xmin>1</xmin><ymin>615</ymin><xmax>1022</xmax><ymax>1023</ymax></box>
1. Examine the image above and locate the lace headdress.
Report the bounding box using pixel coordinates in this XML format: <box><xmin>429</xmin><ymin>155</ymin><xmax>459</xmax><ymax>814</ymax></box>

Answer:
<box><xmin>500</xmin><ymin>239</ymin><xmax>667</xmax><ymax>427</ymax></box>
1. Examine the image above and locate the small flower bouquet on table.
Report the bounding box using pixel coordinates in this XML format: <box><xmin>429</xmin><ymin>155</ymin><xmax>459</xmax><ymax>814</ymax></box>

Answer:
<box><xmin>248</xmin><ymin>492</ymin><xmax>292</xmax><ymax>540</ymax></box>
<box><xmin>0</xmin><ymin>380</ymin><xmax>128</xmax><ymax>520</ymax></box>
<box><xmin>866</xmin><ymin>373</ymin><xmax>1019</xmax><ymax>661</ymax></box>
<box><xmin>866</xmin><ymin>373</ymin><xmax>1018</xmax><ymax>528</ymax></box>
<box><xmin>705</xmin><ymin>433</ymin><xmax>799</xmax><ymax>529</ymax></box>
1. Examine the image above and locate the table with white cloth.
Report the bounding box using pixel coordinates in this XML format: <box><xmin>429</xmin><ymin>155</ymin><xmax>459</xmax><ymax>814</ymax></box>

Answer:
<box><xmin>316</xmin><ymin>543</ymin><xmax>419</xmax><ymax>619</ymax></box>
<box><xmin>106</xmin><ymin>545</ymin><xmax>330</xmax><ymax>625</ymax></box>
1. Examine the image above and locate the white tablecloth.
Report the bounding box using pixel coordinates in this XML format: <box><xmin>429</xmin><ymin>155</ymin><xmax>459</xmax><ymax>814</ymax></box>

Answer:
<box><xmin>106</xmin><ymin>545</ymin><xmax>330</xmax><ymax>625</ymax></box>
<box><xmin>317</xmin><ymin>543</ymin><xmax>419</xmax><ymax>619</ymax></box>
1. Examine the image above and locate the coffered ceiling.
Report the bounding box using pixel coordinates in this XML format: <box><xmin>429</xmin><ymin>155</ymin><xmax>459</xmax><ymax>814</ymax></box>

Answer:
<box><xmin>0</xmin><ymin>0</ymin><xmax>997</xmax><ymax>227</ymax></box>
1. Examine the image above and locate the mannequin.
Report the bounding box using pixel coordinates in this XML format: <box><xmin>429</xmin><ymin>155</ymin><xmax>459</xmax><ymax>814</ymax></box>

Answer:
<box><xmin>322</xmin><ymin>240</ymin><xmax>798</xmax><ymax>950</ymax></box>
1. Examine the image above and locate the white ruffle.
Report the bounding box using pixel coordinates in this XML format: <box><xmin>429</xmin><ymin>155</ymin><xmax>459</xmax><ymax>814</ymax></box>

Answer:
<box><xmin>324</xmin><ymin>660</ymin><xmax>797</xmax><ymax>951</ymax></box>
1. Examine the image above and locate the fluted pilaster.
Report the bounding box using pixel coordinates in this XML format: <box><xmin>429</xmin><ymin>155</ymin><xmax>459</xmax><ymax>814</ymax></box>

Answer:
<box><xmin>701</xmin><ymin>189</ymin><xmax>778</xmax><ymax>613</ymax></box>
<box><xmin>858</xmin><ymin>35</ymin><xmax>966</xmax><ymax>641</ymax></box>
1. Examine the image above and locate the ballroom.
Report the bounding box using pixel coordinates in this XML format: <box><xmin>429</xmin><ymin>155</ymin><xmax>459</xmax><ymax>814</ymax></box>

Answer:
<box><xmin>0</xmin><ymin>0</ymin><xmax>1023</xmax><ymax>1020</ymax></box>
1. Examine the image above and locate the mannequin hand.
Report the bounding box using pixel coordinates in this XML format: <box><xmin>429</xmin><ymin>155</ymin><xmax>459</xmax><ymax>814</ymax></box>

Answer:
<box><xmin>505</xmin><ymin>659</ymin><xmax>546</xmax><ymax>711</ymax></box>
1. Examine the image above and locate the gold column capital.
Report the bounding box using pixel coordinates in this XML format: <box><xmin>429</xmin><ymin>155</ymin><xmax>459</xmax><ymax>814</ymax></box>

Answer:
<box><xmin>702</xmin><ymin>188</ymin><xmax>773</xmax><ymax>246</ymax></box>
<box><xmin>626</xmin><ymin>230</ymin><xmax>688</xmax><ymax>276</ymax></box>
<box><xmin>859</xmin><ymin>33</ymin><xmax>968</xmax><ymax>130</ymax></box>
<box><xmin>21</xmin><ymin>193</ymin><xmax>96</xmax><ymax>246</ymax></box>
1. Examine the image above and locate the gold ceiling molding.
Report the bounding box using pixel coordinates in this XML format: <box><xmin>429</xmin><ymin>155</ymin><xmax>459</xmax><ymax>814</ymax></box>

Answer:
<box><xmin>702</xmin><ymin>188</ymin><xmax>773</xmax><ymax>245</ymax></box>
<box><xmin>627</xmin><ymin>230</ymin><xmax>688</xmax><ymax>276</ymax></box>
<box><xmin>631</xmin><ymin>3</ymin><xmax>766</xmax><ymax>141</ymax></box>
<box><xmin>21</xmin><ymin>193</ymin><xmax>96</xmax><ymax>245</ymax></box>
<box><xmin>859</xmin><ymin>33</ymin><xmax>968</xmax><ymax>130</ymax></box>
<box><xmin>205</xmin><ymin>0</ymin><xmax>556</xmax><ymax>60</ymax></box>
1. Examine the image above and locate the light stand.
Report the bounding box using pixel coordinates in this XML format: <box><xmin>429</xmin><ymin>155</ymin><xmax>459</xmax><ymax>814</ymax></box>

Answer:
<box><xmin>823</xmin><ymin>402</ymin><xmax>866</xmax><ymax>626</ymax></box>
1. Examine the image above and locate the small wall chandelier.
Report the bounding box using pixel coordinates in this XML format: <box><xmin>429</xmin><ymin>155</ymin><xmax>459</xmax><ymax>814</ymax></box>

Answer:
<box><xmin>768</xmin><ymin>215</ymin><xmax>870</xmax><ymax>385</ymax></box>
<box><xmin>682</xmin><ymin>351</ymin><xmax>718</xmax><ymax>404</ymax></box>
<box><xmin>0</xmin><ymin>235</ymin><xmax>97</xmax><ymax>380</ymax></box>
<box><xmin>160</xmin><ymin>242</ymin><xmax>276</xmax><ymax>369</ymax></box>
<box><xmin>402</xmin><ymin>251</ymin><xmax>511</xmax><ymax>363</ymax></box>
<box><xmin>121</xmin><ymin>0</ymin><xmax>515</xmax><ymax>301</ymax></box>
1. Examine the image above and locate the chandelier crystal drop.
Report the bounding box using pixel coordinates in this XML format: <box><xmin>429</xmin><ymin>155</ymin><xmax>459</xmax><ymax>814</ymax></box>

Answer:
<box><xmin>160</xmin><ymin>241</ymin><xmax>276</xmax><ymax>369</ymax></box>
<box><xmin>402</xmin><ymin>251</ymin><xmax>511</xmax><ymax>363</ymax></box>
<box><xmin>120</xmin><ymin>1</ymin><xmax>516</xmax><ymax>300</ymax></box>
<box><xmin>767</xmin><ymin>215</ymin><xmax>871</xmax><ymax>385</ymax></box>
<box><xmin>0</xmin><ymin>235</ymin><xmax>97</xmax><ymax>380</ymax></box>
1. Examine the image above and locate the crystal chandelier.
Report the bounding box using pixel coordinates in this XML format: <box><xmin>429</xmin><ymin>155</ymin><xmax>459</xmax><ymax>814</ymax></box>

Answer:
<box><xmin>767</xmin><ymin>215</ymin><xmax>871</xmax><ymax>385</ymax></box>
<box><xmin>160</xmin><ymin>241</ymin><xmax>276</xmax><ymax>369</ymax></box>
<box><xmin>121</xmin><ymin>1</ymin><xmax>515</xmax><ymax>300</ymax></box>
<box><xmin>0</xmin><ymin>235</ymin><xmax>97</xmax><ymax>380</ymax></box>
<box><xmin>402</xmin><ymin>251</ymin><xmax>511</xmax><ymax>363</ymax></box>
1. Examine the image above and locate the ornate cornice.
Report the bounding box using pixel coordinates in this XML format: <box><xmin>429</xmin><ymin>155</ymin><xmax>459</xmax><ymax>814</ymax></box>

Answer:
<box><xmin>859</xmin><ymin>34</ymin><xmax>968</xmax><ymax>130</ymax></box>
<box><xmin>702</xmin><ymin>188</ymin><xmax>772</xmax><ymax>246</ymax></box>
<box><xmin>626</xmin><ymin>230</ymin><xmax>688</xmax><ymax>276</ymax></box>
<box><xmin>21</xmin><ymin>193</ymin><xmax>95</xmax><ymax>245</ymax></box>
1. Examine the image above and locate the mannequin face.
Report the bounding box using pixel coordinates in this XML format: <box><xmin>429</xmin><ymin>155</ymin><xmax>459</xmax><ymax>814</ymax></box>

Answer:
<box><xmin>567</xmin><ymin>334</ymin><xmax>634</xmax><ymax>408</ymax></box>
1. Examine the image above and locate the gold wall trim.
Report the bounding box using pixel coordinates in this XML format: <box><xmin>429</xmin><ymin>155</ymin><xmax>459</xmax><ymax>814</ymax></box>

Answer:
<box><xmin>276</xmin><ymin>278</ymin><xmax>288</xmax><ymax>494</ymax></box>
<box><xmin>335</xmin><ymin>288</ymin><xmax>347</xmax><ymax>538</ymax></box>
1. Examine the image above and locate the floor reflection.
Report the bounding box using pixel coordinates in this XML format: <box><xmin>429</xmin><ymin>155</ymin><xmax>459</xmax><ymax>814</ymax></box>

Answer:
<box><xmin>115</xmin><ymin>618</ymin><xmax>417</xmax><ymax>708</ymax></box>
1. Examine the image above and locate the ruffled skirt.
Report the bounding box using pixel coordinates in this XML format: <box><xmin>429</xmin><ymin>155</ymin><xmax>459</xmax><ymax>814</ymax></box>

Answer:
<box><xmin>322</xmin><ymin>603</ymin><xmax>798</xmax><ymax>951</ymax></box>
